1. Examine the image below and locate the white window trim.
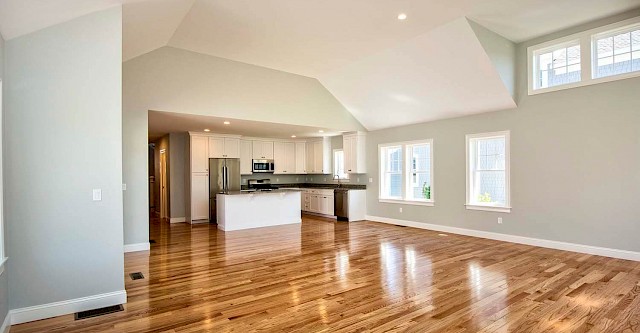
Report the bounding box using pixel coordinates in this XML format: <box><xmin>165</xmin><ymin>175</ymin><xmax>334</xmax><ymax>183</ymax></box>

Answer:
<box><xmin>378</xmin><ymin>139</ymin><xmax>434</xmax><ymax>205</ymax></box>
<box><xmin>528</xmin><ymin>16</ymin><xmax>640</xmax><ymax>95</ymax></box>
<box><xmin>465</xmin><ymin>131</ymin><xmax>511</xmax><ymax>213</ymax></box>
<box><xmin>332</xmin><ymin>148</ymin><xmax>349</xmax><ymax>181</ymax></box>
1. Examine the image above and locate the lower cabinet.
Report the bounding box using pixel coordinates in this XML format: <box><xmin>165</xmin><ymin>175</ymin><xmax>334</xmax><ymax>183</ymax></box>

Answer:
<box><xmin>191</xmin><ymin>173</ymin><xmax>209</xmax><ymax>221</ymax></box>
<box><xmin>301</xmin><ymin>189</ymin><xmax>334</xmax><ymax>216</ymax></box>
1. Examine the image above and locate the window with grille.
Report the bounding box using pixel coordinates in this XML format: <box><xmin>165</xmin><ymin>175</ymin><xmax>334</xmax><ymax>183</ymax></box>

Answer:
<box><xmin>532</xmin><ymin>42</ymin><xmax>581</xmax><ymax>90</ymax></box>
<box><xmin>528</xmin><ymin>16</ymin><xmax>640</xmax><ymax>95</ymax></box>
<box><xmin>593</xmin><ymin>25</ymin><xmax>640</xmax><ymax>78</ymax></box>
<box><xmin>379</xmin><ymin>140</ymin><xmax>433</xmax><ymax>204</ymax></box>
<box><xmin>333</xmin><ymin>149</ymin><xmax>348</xmax><ymax>180</ymax></box>
<box><xmin>466</xmin><ymin>131</ymin><xmax>510</xmax><ymax>213</ymax></box>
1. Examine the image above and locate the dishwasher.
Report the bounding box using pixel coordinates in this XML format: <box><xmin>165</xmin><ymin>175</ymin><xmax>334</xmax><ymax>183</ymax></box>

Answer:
<box><xmin>334</xmin><ymin>189</ymin><xmax>349</xmax><ymax>221</ymax></box>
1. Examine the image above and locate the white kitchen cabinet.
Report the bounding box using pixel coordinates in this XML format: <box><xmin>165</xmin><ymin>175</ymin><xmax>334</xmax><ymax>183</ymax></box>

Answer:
<box><xmin>309</xmin><ymin>194</ymin><xmax>319</xmax><ymax>212</ymax></box>
<box><xmin>274</xmin><ymin>141</ymin><xmax>296</xmax><ymax>174</ymax></box>
<box><xmin>191</xmin><ymin>135</ymin><xmax>209</xmax><ymax>173</ymax></box>
<box><xmin>191</xmin><ymin>173</ymin><xmax>209</xmax><ymax>221</ymax></box>
<box><xmin>223</xmin><ymin>138</ymin><xmax>240</xmax><ymax>158</ymax></box>
<box><xmin>306</xmin><ymin>137</ymin><xmax>331</xmax><ymax>174</ymax></box>
<box><xmin>343</xmin><ymin>132</ymin><xmax>366</xmax><ymax>174</ymax></box>
<box><xmin>209</xmin><ymin>137</ymin><xmax>240</xmax><ymax>158</ymax></box>
<box><xmin>295</xmin><ymin>142</ymin><xmax>306</xmax><ymax>174</ymax></box>
<box><xmin>302</xmin><ymin>189</ymin><xmax>334</xmax><ymax>216</ymax></box>
<box><xmin>252</xmin><ymin>140</ymin><xmax>274</xmax><ymax>159</ymax></box>
<box><xmin>240</xmin><ymin>139</ymin><xmax>253</xmax><ymax>175</ymax></box>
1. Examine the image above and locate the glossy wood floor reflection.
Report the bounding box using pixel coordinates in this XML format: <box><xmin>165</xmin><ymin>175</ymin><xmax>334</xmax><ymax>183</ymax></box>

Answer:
<box><xmin>12</xmin><ymin>215</ymin><xmax>640</xmax><ymax>332</ymax></box>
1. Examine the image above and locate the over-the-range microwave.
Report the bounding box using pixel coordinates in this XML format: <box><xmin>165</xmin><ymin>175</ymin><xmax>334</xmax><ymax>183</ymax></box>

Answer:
<box><xmin>252</xmin><ymin>159</ymin><xmax>275</xmax><ymax>173</ymax></box>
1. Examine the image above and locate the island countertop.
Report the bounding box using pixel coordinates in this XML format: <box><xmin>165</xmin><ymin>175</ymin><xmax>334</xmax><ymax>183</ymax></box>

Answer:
<box><xmin>220</xmin><ymin>189</ymin><xmax>302</xmax><ymax>195</ymax></box>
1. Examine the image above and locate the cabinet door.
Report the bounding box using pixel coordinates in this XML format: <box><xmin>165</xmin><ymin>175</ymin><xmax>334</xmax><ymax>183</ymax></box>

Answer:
<box><xmin>319</xmin><ymin>195</ymin><xmax>328</xmax><ymax>214</ymax></box>
<box><xmin>343</xmin><ymin>136</ymin><xmax>353</xmax><ymax>173</ymax></box>
<box><xmin>224</xmin><ymin>138</ymin><xmax>240</xmax><ymax>158</ymax></box>
<box><xmin>284</xmin><ymin>142</ymin><xmax>295</xmax><ymax>173</ymax></box>
<box><xmin>295</xmin><ymin>142</ymin><xmax>306</xmax><ymax>174</ymax></box>
<box><xmin>314</xmin><ymin>141</ymin><xmax>323</xmax><ymax>174</ymax></box>
<box><xmin>191</xmin><ymin>173</ymin><xmax>209</xmax><ymax>221</ymax></box>
<box><xmin>310</xmin><ymin>194</ymin><xmax>319</xmax><ymax>212</ymax></box>
<box><xmin>191</xmin><ymin>136</ymin><xmax>209</xmax><ymax>173</ymax></box>
<box><xmin>240</xmin><ymin>140</ymin><xmax>253</xmax><ymax>175</ymax></box>
<box><xmin>273</xmin><ymin>142</ymin><xmax>286</xmax><ymax>173</ymax></box>
<box><xmin>326</xmin><ymin>196</ymin><xmax>335</xmax><ymax>215</ymax></box>
<box><xmin>262</xmin><ymin>141</ymin><xmax>274</xmax><ymax>159</ymax></box>
<box><xmin>306</xmin><ymin>142</ymin><xmax>315</xmax><ymax>173</ymax></box>
<box><xmin>252</xmin><ymin>141</ymin><xmax>262</xmax><ymax>159</ymax></box>
<box><xmin>208</xmin><ymin>137</ymin><xmax>224</xmax><ymax>158</ymax></box>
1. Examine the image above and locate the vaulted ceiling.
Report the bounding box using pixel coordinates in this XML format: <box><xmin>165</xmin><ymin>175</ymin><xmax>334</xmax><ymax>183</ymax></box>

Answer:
<box><xmin>2</xmin><ymin>0</ymin><xmax>639</xmax><ymax>130</ymax></box>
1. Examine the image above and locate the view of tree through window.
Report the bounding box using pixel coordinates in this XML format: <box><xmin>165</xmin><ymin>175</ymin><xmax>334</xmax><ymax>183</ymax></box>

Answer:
<box><xmin>467</xmin><ymin>132</ymin><xmax>509</xmax><ymax>210</ymax></box>
<box><xmin>379</xmin><ymin>141</ymin><xmax>433</xmax><ymax>203</ymax></box>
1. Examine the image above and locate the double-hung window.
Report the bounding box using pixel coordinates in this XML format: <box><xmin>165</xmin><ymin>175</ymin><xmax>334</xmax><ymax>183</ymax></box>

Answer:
<box><xmin>333</xmin><ymin>149</ymin><xmax>348</xmax><ymax>180</ymax></box>
<box><xmin>466</xmin><ymin>131</ymin><xmax>510</xmax><ymax>213</ymax></box>
<box><xmin>379</xmin><ymin>140</ymin><xmax>433</xmax><ymax>205</ymax></box>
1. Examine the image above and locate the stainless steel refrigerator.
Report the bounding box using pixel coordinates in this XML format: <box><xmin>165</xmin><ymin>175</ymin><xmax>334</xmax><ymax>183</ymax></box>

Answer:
<box><xmin>209</xmin><ymin>158</ymin><xmax>241</xmax><ymax>223</ymax></box>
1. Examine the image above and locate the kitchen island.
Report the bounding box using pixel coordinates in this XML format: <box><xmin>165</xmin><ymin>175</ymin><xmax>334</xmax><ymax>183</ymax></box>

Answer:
<box><xmin>216</xmin><ymin>189</ymin><xmax>301</xmax><ymax>231</ymax></box>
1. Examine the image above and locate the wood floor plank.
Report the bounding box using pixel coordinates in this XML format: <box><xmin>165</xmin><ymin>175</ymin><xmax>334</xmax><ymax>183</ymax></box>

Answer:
<box><xmin>10</xmin><ymin>214</ymin><xmax>640</xmax><ymax>333</ymax></box>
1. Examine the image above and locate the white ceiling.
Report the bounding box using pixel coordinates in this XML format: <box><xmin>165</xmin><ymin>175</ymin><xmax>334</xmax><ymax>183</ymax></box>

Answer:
<box><xmin>2</xmin><ymin>0</ymin><xmax>638</xmax><ymax>131</ymax></box>
<box><xmin>320</xmin><ymin>18</ymin><xmax>517</xmax><ymax>130</ymax></box>
<box><xmin>148</xmin><ymin>111</ymin><xmax>345</xmax><ymax>140</ymax></box>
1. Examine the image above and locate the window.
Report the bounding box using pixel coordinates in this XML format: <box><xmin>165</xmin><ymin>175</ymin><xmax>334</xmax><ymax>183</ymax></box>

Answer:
<box><xmin>528</xmin><ymin>16</ymin><xmax>640</xmax><ymax>95</ymax></box>
<box><xmin>532</xmin><ymin>42</ymin><xmax>581</xmax><ymax>90</ymax></box>
<box><xmin>379</xmin><ymin>140</ymin><xmax>433</xmax><ymax>205</ymax></box>
<box><xmin>593</xmin><ymin>25</ymin><xmax>640</xmax><ymax>78</ymax></box>
<box><xmin>466</xmin><ymin>131</ymin><xmax>510</xmax><ymax>213</ymax></box>
<box><xmin>333</xmin><ymin>149</ymin><xmax>348</xmax><ymax>180</ymax></box>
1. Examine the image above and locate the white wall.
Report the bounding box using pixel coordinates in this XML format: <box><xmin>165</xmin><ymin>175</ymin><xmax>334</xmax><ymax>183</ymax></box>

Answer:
<box><xmin>123</xmin><ymin>47</ymin><xmax>365</xmax><ymax>246</ymax></box>
<box><xmin>365</xmin><ymin>11</ymin><xmax>640</xmax><ymax>254</ymax></box>
<box><xmin>4</xmin><ymin>7</ymin><xmax>125</xmax><ymax>311</ymax></box>
<box><xmin>0</xmin><ymin>31</ymin><xmax>9</xmax><ymax>327</ymax></box>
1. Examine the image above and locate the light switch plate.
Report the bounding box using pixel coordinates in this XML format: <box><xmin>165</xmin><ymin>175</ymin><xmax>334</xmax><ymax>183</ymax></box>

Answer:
<box><xmin>369</xmin><ymin>178</ymin><xmax>373</xmax><ymax>183</ymax></box>
<box><xmin>122</xmin><ymin>184</ymin><xmax>127</xmax><ymax>191</ymax></box>
<box><xmin>93</xmin><ymin>189</ymin><xmax>102</xmax><ymax>201</ymax></box>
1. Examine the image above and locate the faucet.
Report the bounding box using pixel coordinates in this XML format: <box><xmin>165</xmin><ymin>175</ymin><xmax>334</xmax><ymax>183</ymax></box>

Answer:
<box><xmin>333</xmin><ymin>174</ymin><xmax>343</xmax><ymax>188</ymax></box>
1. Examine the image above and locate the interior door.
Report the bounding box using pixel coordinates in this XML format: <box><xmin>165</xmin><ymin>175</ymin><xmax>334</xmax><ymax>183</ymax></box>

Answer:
<box><xmin>160</xmin><ymin>150</ymin><xmax>168</xmax><ymax>219</ymax></box>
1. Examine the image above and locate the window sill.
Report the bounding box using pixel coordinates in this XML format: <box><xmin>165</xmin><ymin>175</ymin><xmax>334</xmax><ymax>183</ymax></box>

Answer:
<box><xmin>379</xmin><ymin>199</ymin><xmax>434</xmax><ymax>206</ymax></box>
<box><xmin>465</xmin><ymin>204</ymin><xmax>511</xmax><ymax>213</ymax></box>
<box><xmin>0</xmin><ymin>257</ymin><xmax>7</xmax><ymax>277</ymax></box>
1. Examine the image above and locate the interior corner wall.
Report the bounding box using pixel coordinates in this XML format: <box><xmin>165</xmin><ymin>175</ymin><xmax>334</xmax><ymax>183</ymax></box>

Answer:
<box><xmin>4</xmin><ymin>7</ymin><xmax>125</xmax><ymax>311</ymax></box>
<box><xmin>0</xmin><ymin>32</ymin><xmax>9</xmax><ymax>327</ymax></box>
<box><xmin>365</xmin><ymin>12</ymin><xmax>640</xmax><ymax>253</ymax></box>
<box><xmin>169</xmin><ymin>132</ymin><xmax>187</xmax><ymax>219</ymax></box>
<box><xmin>468</xmin><ymin>19</ymin><xmax>516</xmax><ymax>97</ymax></box>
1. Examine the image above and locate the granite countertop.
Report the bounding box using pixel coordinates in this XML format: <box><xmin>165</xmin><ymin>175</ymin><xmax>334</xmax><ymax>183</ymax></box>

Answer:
<box><xmin>220</xmin><ymin>189</ymin><xmax>302</xmax><ymax>196</ymax></box>
<box><xmin>241</xmin><ymin>183</ymin><xmax>367</xmax><ymax>191</ymax></box>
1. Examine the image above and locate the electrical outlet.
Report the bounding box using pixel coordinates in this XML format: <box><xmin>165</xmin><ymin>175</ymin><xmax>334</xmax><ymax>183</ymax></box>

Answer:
<box><xmin>296</xmin><ymin>177</ymin><xmax>299</xmax><ymax>181</ymax></box>
<box><xmin>357</xmin><ymin>177</ymin><xmax>360</xmax><ymax>182</ymax></box>
<box><xmin>369</xmin><ymin>178</ymin><xmax>373</xmax><ymax>183</ymax></box>
<box><xmin>93</xmin><ymin>189</ymin><xmax>102</xmax><ymax>201</ymax></box>
<box><xmin>122</xmin><ymin>184</ymin><xmax>127</xmax><ymax>191</ymax></box>
<box><xmin>399</xmin><ymin>207</ymin><xmax>403</xmax><ymax>213</ymax></box>
<box><xmin>324</xmin><ymin>178</ymin><xmax>327</xmax><ymax>182</ymax></box>
<box><xmin>498</xmin><ymin>217</ymin><xmax>503</xmax><ymax>224</ymax></box>
<box><xmin>276</xmin><ymin>178</ymin><xmax>279</xmax><ymax>182</ymax></box>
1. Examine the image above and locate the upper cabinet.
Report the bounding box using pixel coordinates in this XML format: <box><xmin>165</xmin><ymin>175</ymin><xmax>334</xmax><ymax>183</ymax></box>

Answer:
<box><xmin>191</xmin><ymin>135</ymin><xmax>209</xmax><ymax>173</ymax></box>
<box><xmin>295</xmin><ymin>142</ymin><xmax>306</xmax><ymax>174</ymax></box>
<box><xmin>252</xmin><ymin>140</ymin><xmax>274</xmax><ymax>159</ymax></box>
<box><xmin>274</xmin><ymin>142</ymin><xmax>296</xmax><ymax>174</ymax></box>
<box><xmin>343</xmin><ymin>132</ymin><xmax>366</xmax><ymax>174</ymax></box>
<box><xmin>240</xmin><ymin>139</ymin><xmax>253</xmax><ymax>175</ymax></box>
<box><xmin>306</xmin><ymin>137</ymin><xmax>331</xmax><ymax>174</ymax></box>
<box><xmin>209</xmin><ymin>137</ymin><xmax>240</xmax><ymax>158</ymax></box>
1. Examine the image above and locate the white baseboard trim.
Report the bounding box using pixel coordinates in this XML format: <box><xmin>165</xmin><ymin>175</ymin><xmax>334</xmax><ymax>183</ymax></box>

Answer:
<box><xmin>169</xmin><ymin>217</ymin><xmax>186</xmax><ymax>223</ymax></box>
<box><xmin>365</xmin><ymin>215</ymin><xmax>640</xmax><ymax>262</ymax></box>
<box><xmin>124</xmin><ymin>242</ymin><xmax>150</xmax><ymax>253</ymax></box>
<box><xmin>9</xmin><ymin>290</ymin><xmax>127</xmax><ymax>325</ymax></box>
<box><xmin>0</xmin><ymin>311</ymin><xmax>10</xmax><ymax>333</ymax></box>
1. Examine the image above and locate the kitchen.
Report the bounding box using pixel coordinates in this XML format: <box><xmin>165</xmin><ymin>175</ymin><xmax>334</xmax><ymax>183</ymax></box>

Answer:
<box><xmin>173</xmin><ymin>114</ymin><xmax>368</xmax><ymax>231</ymax></box>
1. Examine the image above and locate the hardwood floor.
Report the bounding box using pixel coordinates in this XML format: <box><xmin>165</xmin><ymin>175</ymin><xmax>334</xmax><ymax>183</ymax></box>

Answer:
<box><xmin>11</xmin><ymin>215</ymin><xmax>640</xmax><ymax>332</ymax></box>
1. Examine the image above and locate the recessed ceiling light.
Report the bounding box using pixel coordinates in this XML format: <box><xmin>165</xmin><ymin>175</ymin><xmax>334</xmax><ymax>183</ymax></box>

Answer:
<box><xmin>291</xmin><ymin>135</ymin><xmax>297</xmax><ymax>138</ymax></box>
<box><xmin>204</xmin><ymin>129</ymin><xmax>211</xmax><ymax>132</ymax></box>
<box><xmin>223</xmin><ymin>121</ymin><xmax>230</xmax><ymax>125</ymax></box>
<box><xmin>319</xmin><ymin>130</ymin><xmax>324</xmax><ymax>133</ymax></box>
<box><xmin>397</xmin><ymin>13</ymin><xmax>407</xmax><ymax>20</ymax></box>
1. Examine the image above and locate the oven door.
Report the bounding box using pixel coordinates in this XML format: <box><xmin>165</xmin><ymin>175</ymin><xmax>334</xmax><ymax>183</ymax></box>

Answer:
<box><xmin>252</xmin><ymin>159</ymin><xmax>274</xmax><ymax>173</ymax></box>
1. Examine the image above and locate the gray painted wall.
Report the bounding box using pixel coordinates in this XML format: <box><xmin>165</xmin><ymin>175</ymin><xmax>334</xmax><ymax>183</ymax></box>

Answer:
<box><xmin>0</xmin><ymin>31</ymin><xmax>9</xmax><ymax>326</ymax></box>
<box><xmin>123</xmin><ymin>49</ymin><xmax>366</xmax><ymax>246</ymax></box>
<box><xmin>468</xmin><ymin>19</ymin><xmax>516</xmax><ymax>97</ymax></box>
<box><xmin>365</xmin><ymin>12</ymin><xmax>640</xmax><ymax>253</ymax></box>
<box><xmin>4</xmin><ymin>7</ymin><xmax>125</xmax><ymax>309</ymax></box>
<box><xmin>169</xmin><ymin>132</ymin><xmax>187</xmax><ymax>218</ymax></box>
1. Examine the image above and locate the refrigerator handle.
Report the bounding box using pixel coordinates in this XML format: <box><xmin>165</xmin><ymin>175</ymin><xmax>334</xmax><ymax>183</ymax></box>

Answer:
<box><xmin>223</xmin><ymin>166</ymin><xmax>228</xmax><ymax>192</ymax></box>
